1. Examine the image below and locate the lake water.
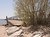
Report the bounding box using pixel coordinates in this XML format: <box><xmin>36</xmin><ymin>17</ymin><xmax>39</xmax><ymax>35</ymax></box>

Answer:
<box><xmin>0</xmin><ymin>19</ymin><xmax>7</xmax><ymax>25</ymax></box>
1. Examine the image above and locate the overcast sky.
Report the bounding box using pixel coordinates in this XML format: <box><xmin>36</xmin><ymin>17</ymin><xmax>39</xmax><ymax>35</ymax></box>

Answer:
<box><xmin>0</xmin><ymin>0</ymin><xmax>14</xmax><ymax>19</ymax></box>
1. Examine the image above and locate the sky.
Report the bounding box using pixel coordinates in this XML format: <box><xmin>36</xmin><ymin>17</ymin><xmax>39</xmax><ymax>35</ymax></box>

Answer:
<box><xmin>0</xmin><ymin>0</ymin><xmax>50</xmax><ymax>19</ymax></box>
<box><xmin>0</xmin><ymin>0</ymin><xmax>14</xmax><ymax>19</ymax></box>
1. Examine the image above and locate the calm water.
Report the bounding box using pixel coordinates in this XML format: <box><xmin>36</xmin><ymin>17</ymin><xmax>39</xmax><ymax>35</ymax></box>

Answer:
<box><xmin>0</xmin><ymin>19</ymin><xmax>7</xmax><ymax>25</ymax></box>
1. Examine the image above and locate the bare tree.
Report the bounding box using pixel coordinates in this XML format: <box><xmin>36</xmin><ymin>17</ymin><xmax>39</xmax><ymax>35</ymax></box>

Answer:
<box><xmin>14</xmin><ymin>0</ymin><xmax>48</xmax><ymax>26</ymax></box>
<box><xmin>37</xmin><ymin>0</ymin><xmax>48</xmax><ymax>24</ymax></box>
<box><xmin>14</xmin><ymin>0</ymin><xmax>36</xmax><ymax>26</ymax></box>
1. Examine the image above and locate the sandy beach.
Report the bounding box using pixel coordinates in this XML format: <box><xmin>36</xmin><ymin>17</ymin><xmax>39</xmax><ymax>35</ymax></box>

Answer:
<box><xmin>0</xmin><ymin>26</ymin><xmax>8</xmax><ymax>37</ymax></box>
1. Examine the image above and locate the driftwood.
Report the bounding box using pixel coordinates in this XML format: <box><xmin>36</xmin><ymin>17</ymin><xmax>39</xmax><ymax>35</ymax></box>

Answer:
<box><xmin>6</xmin><ymin>16</ymin><xmax>26</xmax><ymax>27</ymax></box>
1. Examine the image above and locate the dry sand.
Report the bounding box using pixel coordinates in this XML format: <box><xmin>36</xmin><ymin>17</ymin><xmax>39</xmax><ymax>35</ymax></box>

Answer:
<box><xmin>0</xmin><ymin>26</ymin><xmax>8</xmax><ymax>37</ymax></box>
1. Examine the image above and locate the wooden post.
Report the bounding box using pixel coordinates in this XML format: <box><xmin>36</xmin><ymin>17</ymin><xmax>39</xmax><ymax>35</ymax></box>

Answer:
<box><xmin>6</xmin><ymin>16</ymin><xmax>8</xmax><ymax>25</ymax></box>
